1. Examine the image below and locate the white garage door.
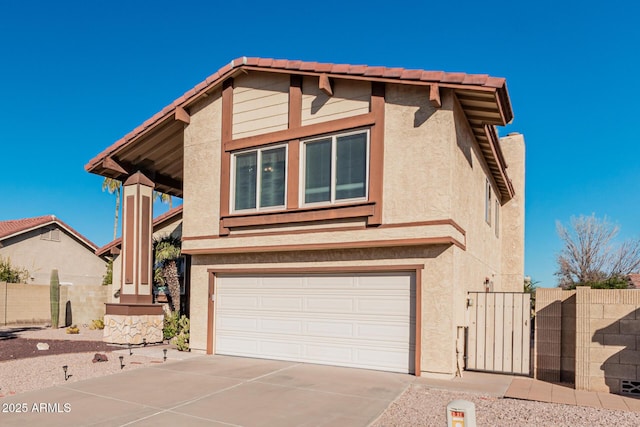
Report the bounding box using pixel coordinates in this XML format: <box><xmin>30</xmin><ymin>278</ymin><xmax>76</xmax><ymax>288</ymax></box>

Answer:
<box><xmin>215</xmin><ymin>272</ymin><xmax>415</xmax><ymax>373</ymax></box>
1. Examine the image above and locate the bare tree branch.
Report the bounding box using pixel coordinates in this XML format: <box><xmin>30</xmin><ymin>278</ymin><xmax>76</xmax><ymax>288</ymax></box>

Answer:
<box><xmin>555</xmin><ymin>214</ymin><xmax>640</xmax><ymax>288</ymax></box>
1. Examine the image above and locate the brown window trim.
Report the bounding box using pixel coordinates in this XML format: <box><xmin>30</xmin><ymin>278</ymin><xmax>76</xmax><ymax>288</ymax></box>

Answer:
<box><xmin>221</xmin><ymin>201</ymin><xmax>375</xmax><ymax>229</ymax></box>
<box><xmin>224</xmin><ymin>112</ymin><xmax>376</xmax><ymax>152</ymax></box>
<box><xmin>220</xmin><ymin>80</ymin><xmax>385</xmax><ymax>235</ymax></box>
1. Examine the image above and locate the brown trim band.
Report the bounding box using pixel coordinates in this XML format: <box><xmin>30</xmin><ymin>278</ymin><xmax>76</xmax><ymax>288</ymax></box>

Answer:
<box><xmin>219</xmin><ymin>78</ymin><xmax>234</xmax><ymax>236</ymax></box>
<box><xmin>415</xmin><ymin>268</ymin><xmax>422</xmax><ymax>376</ymax></box>
<box><xmin>225</xmin><ymin>112</ymin><xmax>375</xmax><ymax>152</ymax></box>
<box><xmin>182</xmin><ymin>218</ymin><xmax>466</xmax><ymax>241</ymax></box>
<box><xmin>221</xmin><ymin>203</ymin><xmax>374</xmax><ymax>228</ymax></box>
<box><xmin>368</xmin><ymin>82</ymin><xmax>385</xmax><ymax>226</ymax></box>
<box><xmin>105</xmin><ymin>303</ymin><xmax>163</xmax><ymax>316</ymax></box>
<box><xmin>208</xmin><ymin>264</ymin><xmax>424</xmax><ymax>275</ymax></box>
<box><xmin>183</xmin><ymin>236</ymin><xmax>464</xmax><ymax>255</ymax></box>
<box><xmin>141</xmin><ymin>195</ymin><xmax>151</xmax><ymax>285</ymax></box>
<box><xmin>124</xmin><ymin>195</ymin><xmax>135</xmax><ymax>284</ymax></box>
<box><xmin>119</xmin><ymin>294</ymin><xmax>153</xmax><ymax>304</ymax></box>
<box><xmin>207</xmin><ymin>274</ymin><xmax>214</xmax><ymax>355</ymax></box>
<box><xmin>289</xmin><ymin>75</ymin><xmax>302</xmax><ymax>128</ymax></box>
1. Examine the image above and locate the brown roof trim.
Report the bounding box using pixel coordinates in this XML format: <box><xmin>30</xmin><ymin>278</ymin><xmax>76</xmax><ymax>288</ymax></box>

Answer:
<box><xmin>95</xmin><ymin>205</ymin><xmax>183</xmax><ymax>257</ymax></box>
<box><xmin>85</xmin><ymin>57</ymin><xmax>513</xmax><ymax>174</ymax></box>
<box><xmin>0</xmin><ymin>215</ymin><xmax>100</xmax><ymax>254</ymax></box>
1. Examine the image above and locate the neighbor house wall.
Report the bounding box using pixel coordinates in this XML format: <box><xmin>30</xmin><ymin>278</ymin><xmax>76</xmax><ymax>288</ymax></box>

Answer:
<box><xmin>535</xmin><ymin>287</ymin><xmax>640</xmax><ymax>395</ymax></box>
<box><xmin>0</xmin><ymin>282</ymin><xmax>108</xmax><ymax>327</ymax></box>
<box><xmin>0</xmin><ymin>226</ymin><xmax>106</xmax><ymax>285</ymax></box>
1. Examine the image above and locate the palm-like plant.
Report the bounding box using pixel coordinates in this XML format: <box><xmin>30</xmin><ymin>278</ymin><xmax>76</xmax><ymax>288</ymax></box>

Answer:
<box><xmin>102</xmin><ymin>178</ymin><xmax>122</xmax><ymax>240</ymax></box>
<box><xmin>153</xmin><ymin>191</ymin><xmax>173</xmax><ymax>209</ymax></box>
<box><xmin>154</xmin><ymin>235</ymin><xmax>181</xmax><ymax>313</ymax></box>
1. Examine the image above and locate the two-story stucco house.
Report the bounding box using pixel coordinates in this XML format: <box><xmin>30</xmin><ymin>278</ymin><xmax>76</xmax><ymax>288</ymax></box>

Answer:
<box><xmin>86</xmin><ymin>57</ymin><xmax>525</xmax><ymax>378</ymax></box>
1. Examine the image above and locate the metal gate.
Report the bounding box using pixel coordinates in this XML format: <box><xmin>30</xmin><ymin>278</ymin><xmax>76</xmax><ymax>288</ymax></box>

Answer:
<box><xmin>466</xmin><ymin>292</ymin><xmax>531</xmax><ymax>375</ymax></box>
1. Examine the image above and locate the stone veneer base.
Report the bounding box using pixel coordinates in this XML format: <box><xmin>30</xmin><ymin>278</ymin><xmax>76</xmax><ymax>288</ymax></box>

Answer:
<box><xmin>103</xmin><ymin>314</ymin><xmax>164</xmax><ymax>345</ymax></box>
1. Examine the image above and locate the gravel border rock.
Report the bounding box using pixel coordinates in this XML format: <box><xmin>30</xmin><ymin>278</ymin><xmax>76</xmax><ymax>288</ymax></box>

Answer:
<box><xmin>372</xmin><ymin>384</ymin><xmax>640</xmax><ymax>427</ymax></box>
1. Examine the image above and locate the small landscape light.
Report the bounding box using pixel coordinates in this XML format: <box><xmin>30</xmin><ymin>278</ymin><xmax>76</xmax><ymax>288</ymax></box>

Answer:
<box><xmin>163</xmin><ymin>349</ymin><xmax>167</xmax><ymax>362</ymax></box>
<box><xmin>143</xmin><ymin>338</ymin><xmax>147</xmax><ymax>346</ymax></box>
<box><xmin>62</xmin><ymin>365</ymin><xmax>70</xmax><ymax>381</ymax></box>
<box><xmin>128</xmin><ymin>343</ymin><xmax>132</xmax><ymax>356</ymax></box>
<box><xmin>119</xmin><ymin>355</ymin><xmax>124</xmax><ymax>369</ymax></box>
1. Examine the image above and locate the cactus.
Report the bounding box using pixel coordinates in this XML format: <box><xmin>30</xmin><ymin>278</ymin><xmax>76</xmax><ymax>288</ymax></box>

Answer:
<box><xmin>50</xmin><ymin>269</ymin><xmax>60</xmax><ymax>328</ymax></box>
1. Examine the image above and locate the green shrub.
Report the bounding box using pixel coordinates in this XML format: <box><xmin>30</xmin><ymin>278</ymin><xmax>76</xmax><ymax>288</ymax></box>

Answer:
<box><xmin>89</xmin><ymin>318</ymin><xmax>105</xmax><ymax>330</ymax></box>
<box><xmin>163</xmin><ymin>311</ymin><xmax>179</xmax><ymax>340</ymax></box>
<box><xmin>66</xmin><ymin>325</ymin><xmax>79</xmax><ymax>334</ymax></box>
<box><xmin>175</xmin><ymin>315</ymin><xmax>190</xmax><ymax>351</ymax></box>
<box><xmin>0</xmin><ymin>256</ymin><xmax>29</xmax><ymax>283</ymax></box>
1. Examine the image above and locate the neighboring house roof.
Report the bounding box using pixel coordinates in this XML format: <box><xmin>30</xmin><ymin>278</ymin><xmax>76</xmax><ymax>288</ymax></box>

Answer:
<box><xmin>85</xmin><ymin>56</ymin><xmax>515</xmax><ymax>200</ymax></box>
<box><xmin>628</xmin><ymin>274</ymin><xmax>640</xmax><ymax>289</ymax></box>
<box><xmin>0</xmin><ymin>215</ymin><xmax>99</xmax><ymax>253</ymax></box>
<box><xmin>95</xmin><ymin>205</ymin><xmax>183</xmax><ymax>257</ymax></box>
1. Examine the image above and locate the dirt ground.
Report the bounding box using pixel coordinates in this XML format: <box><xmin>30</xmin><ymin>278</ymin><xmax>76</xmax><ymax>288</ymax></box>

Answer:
<box><xmin>0</xmin><ymin>326</ymin><xmax>114</xmax><ymax>361</ymax></box>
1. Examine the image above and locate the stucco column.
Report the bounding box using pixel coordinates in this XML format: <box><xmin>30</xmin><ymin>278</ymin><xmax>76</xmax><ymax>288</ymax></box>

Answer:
<box><xmin>575</xmin><ymin>286</ymin><xmax>591</xmax><ymax>390</ymax></box>
<box><xmin>119</xmin><ymin>171</ymin><xmax>155</xmax><ymax>304</ymax></box>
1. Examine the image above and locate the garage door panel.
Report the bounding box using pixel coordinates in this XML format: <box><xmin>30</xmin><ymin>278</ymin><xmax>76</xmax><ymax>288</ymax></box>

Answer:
<box><xmin>306</xmin><ymin>320</ymin><xmax>355</xmax><ymax>338</ymax></box>
<box><xmin>260</xmin><ymin>296</ymin><xmax>303</xmax><ymax>311</ymax></box>
<box><xmin>357</xmin><ymin>296</ymin><xmax>411</xmax><ymax>315</ymax></box>
<box><xmin>306</xmin><ymin>297</ymin><xmax>354</xmax><ymax>312</ymax></box>
<box><xmin>260</xmin><ymin>318</ymin><xmax>303</xmax><ymax>334</ymax></box>
<box><xmin>215</xmin><ymin>272</ymin><xmax>414</xmax><ymax>373</ymax></box>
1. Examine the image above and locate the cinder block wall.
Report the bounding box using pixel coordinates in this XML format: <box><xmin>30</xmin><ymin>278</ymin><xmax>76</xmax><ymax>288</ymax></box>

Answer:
<box><xmin>0</xmin><ymin>282</ymin><xmax>107</xmax><ymax>327</ymax></box>
<box><xmin>535</xmin><ymin>287</ymin><xmax>640</xmax><ymax>394</ymax></box>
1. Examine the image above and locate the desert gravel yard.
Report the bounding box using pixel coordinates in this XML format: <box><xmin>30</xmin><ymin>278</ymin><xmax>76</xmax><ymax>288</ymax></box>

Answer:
<box><xmin>2</xmin><ymin>326</ymin><xmax>640</xmax><ymax>426</ymax></box>
<box><xmin>373</xmin><ymin>384</ymin><xmax>640</xmax><ymax>427</ymax></box>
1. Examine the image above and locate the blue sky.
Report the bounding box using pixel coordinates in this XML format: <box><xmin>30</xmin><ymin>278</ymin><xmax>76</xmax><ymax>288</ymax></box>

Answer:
<box><xmin>1</xmin><ymin>1</ymin><xmax>639</xmax><ymax>287</ymax></box>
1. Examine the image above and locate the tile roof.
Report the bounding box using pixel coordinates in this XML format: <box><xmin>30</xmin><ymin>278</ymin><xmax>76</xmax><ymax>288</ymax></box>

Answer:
<box><xmin>95</xmin><ymin>205</ymin><xmax>183</xmax><ymax>257</ymax></box>
<box><xmin>0</xmin><ymin>215</ymin><xmax>98</xmax><ymax>252</ymax></box>
<box><xmin>86</xmin><ymin>57</ymin><xmax>512</xmax><ymax>172</ymax></box>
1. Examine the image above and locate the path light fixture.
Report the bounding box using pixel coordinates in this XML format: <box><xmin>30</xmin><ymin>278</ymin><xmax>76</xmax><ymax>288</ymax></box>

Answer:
<box><xmin>128</xmin><ymin>343</ymin><xmax>132</xmax><ymax>356</ymax></box>
<box><xmin>163</xmin><ymin>349</ymin><xmax>167</xmax><ymax>362</ymax></box>
<box><xmin>119</xmin><ymin>356</ymin><xmax>124</xmax><ymax>369</ymax></box>
<box><xmin>62</xmin><ymin>365</ymin><xmax>70</xmax><ymax>381</ymax></box>
<box><xmin>143</xmin><ymin>338</ymin><xmax>147</xmax><ymax>347</ymax></box>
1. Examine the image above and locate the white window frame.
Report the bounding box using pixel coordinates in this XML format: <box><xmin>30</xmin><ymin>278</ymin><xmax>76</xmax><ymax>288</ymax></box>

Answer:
<box><xmin>230</xmin><ymin>144</ymin><xmax>288</xmax><ymax>213</ymax></box>
<box><xmin>300</xmin><ymin>129</ymin><xmax>370</xmax><ymax>207</ymax></box>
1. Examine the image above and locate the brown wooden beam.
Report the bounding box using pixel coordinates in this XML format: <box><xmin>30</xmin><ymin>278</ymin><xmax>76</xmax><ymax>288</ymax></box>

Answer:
<box><xmin>102</xmin><ymin>157</ymin><xmax>128</xmax><ymax>175</ymax></box>
<box><xmin>429</xmin><ymin>84</ymin><xmax>441</xmax><ymax>108</ymax></box>
<box><xmin>319</xmin><ymin>73</ymin><xmax>333</xmax><ymax>96</ymax></box>
<box><xmin>219</xmin><ymin>78</ymin><xmax>234</xmax><ymax>236</ymax></box>
<box><xmin>369</xmin><ymin>82</ymin><xmax>385</xmax><ymax>226</ymax></box>
<box><xmin>174</xmin><ymin>106</ymin><xmax>190</xmax><ymax>124</ymax></box>
<box><xmin>289</xmin><ymin>75</ymin><xmax>302</xmax><ymax>128</ymax></box>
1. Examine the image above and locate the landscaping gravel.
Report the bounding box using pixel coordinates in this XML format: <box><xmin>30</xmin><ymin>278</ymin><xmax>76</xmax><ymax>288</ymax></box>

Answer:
<box><xmin>372</xmin><ymin>384</ymin><xmax>640</xmax><ymax>427</ymax></box>
<box><xmin>3</xmin><ymin>326</ymin><xmax>640</xmax><ymax>426</ymax></box>
<box><xmin>0</xmin><ymin>326</ymin><xmax>164</xmax><ymax>396</ymax></box>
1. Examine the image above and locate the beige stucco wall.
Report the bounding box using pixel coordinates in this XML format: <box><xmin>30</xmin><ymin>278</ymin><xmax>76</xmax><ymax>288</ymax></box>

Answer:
<box><xmin>180</xmin><ymin>72</ymin><xmax>525</xmax><ymax>377</ymax></box>
<box><xmin>535</xmin><ymin>287</ymin><xmax>640</xmax><ymax>395</ymax></box>
<box><xmin>499</xmin><ymin>133</ymin><xmax>526</xmax><ymax>291</ymax></box>
<box><xmin>0</xmin><ymin>281</ymin><xmax>108</xmax><ymax>327</ymax></box>
<box><xmin>0</xmin><ymin>226</ymin><xmax>106</xmax><ymax>285</ymax></box>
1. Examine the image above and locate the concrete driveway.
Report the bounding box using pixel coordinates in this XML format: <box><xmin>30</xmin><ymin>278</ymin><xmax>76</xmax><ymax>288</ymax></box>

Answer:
<box><xmin>0</xmin><ymin>355</ymin><xmax>413</xmax><ymax>426</ymax></box>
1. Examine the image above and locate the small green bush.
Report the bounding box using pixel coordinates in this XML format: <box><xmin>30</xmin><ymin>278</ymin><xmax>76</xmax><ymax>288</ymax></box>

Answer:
<box><xmin>89</xmin><ymin>318</ymin><xmax>105</xmax><ymax>330</ymax></box>
<box><xmin>175</xmin><ymin>315</ymin><xmax>190</xmax><ymax>351</ymax></box>
<box><xmin>66</xmin><ymin>325</ymin><xmax>79</xmax><ymax>334</ymax></box>
<box><xmin>163</xmin><ymin>311</ymin><xmax>179</xmax><ymax>340</ymax></box>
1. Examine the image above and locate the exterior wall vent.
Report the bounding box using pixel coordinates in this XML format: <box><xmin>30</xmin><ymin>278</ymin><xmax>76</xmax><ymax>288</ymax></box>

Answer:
<box><xmin>621</xmin><ymin>380</ymin><xmax>640</xmax><ymax>396</ymax></box>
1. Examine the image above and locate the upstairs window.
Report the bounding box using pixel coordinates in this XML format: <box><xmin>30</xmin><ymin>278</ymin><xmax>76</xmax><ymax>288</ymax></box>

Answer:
<box><xmin>302</xmin><ymin>129</ymin><xmax>369</xmax><ymax>206</ymax></box>
<box><xmin>495</xmin><ymin>199</ymin><xmax>500</xmax><ymax>237</ymax></box>
<box><xmin>231</xmin><ymin>145</ymin><xmax>287</xmax><ymax>212</ymax></box>
<box><xmin>485</xmin><ymin>179</ymin><xmax>492</xmax><ymax>225</ymax></box>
